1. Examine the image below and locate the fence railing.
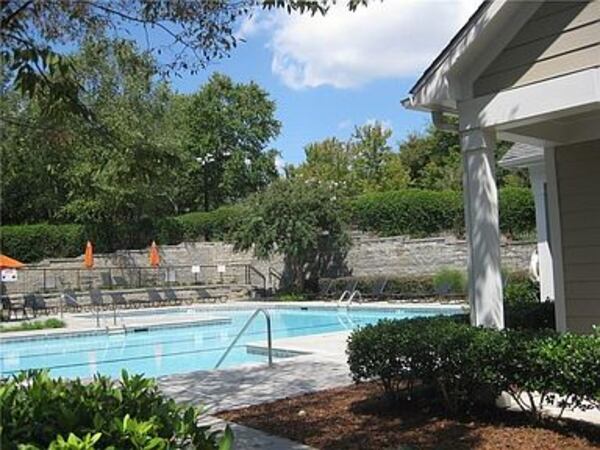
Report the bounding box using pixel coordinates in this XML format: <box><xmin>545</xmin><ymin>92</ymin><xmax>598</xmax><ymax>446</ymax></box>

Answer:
<box><xmin>2</xmin><ymin>264</ymin><xmax>265</xmax><ymax>294</ymax></box>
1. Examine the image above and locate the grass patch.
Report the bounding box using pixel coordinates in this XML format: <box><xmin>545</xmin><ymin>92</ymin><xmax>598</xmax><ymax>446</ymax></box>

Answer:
<box><xmin>0</xmin><ymin>318</ymin><xmax>65</xmax><ymax>333</ymax></box>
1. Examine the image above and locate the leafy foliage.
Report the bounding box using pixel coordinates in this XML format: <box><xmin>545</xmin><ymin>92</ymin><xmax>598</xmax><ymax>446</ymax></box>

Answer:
<box><xmin>351</xmin><ymin>187</ymin><xmax>535</xmax><ymax>237</ymax></box>
<box><xmin>229</xmin><ymin>179</ymin><xmax>351</xmax><ymax>291</ymax></box>
<box><xmin>347</xmin><ymin>315</ymin><xmax>599</xmax><ymax>418</ymax></box>
<box><xmin>351</xmin><ymin>189</ymin><xmax>463</xmax><ymax>237</ymax></box>
<box><xmin>293</xmin><ymin>122</ymin><xmax>410</xmax><ymax>195</ymax></box>
<box><xmin>0</xmin><ymin>370</ymin><xmax>233</xmax><ymax>449</ymax></box>
<box><xmin>432</xmin><ymin>269</ymin><xmax>467</xmax><ymax>295</ymax></box>
<box><xmin>1</xmin><ymin>0</ymin><xmax>364</xmax><ymax>115</ymax></box>
<box><xmin>182</xmin><ymin>73</ymin><xmax>281</xmax><ymax>211</ymax></box>
<box><xmin>0</xmin><ymin>318</ymin><xmax>65</xmax><ymax>333</ymax></box>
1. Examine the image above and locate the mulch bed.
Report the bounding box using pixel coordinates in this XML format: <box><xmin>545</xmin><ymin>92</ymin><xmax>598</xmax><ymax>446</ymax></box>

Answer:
<box><xmin>219</xmin><ymin>383</ymin><xmax>600</xmax><ymax>450</ymax></box>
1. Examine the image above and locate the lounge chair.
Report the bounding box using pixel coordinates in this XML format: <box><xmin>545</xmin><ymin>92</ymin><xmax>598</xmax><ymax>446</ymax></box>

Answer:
<box><xmin>1</xmin><ymin>296</ymin><xmax>28</xmax><ymax>320</ymax></box>
<box><xmin>90</xmin><ymin>289</ymin><xmax>105</xmax><ymax>310</ymax></box>
<box><xmin>194</xmin><ymin>288</ymin><xmax>227</xmax><ymax>304</ymax></box>
<box><xmin>147</xmin><ymin>288</ymin><xmax>166</xmax><ymax>307</ymax></box>
<box><xmin>23</xmin><ymin>293</ymin><xmax>51</xmax><ymax>317</ymax></box>
<box><xmin>62</xmin><ymin>290</ymin><xmax>83</xmax><ymax>312</ymax></box>
<box><xmin>109</xmin><ymin>292</ymin><xmax>128</xmax><ymax>309</ymax></box>
<box><xmin>163</xmin><ymin>288</ymin><xmax>182</xmax><ymax>306</ymax></box>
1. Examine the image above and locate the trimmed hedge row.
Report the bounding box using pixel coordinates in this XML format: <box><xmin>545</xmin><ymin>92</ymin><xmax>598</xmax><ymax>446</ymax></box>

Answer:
<box><xmin>347</xmin><ymin>312</ymin><xmax>599</xmax><ymax>418</ymax></box>
<box><xmin>0</xmin><ymin>207</ymin><xmax>243</xmax><ymax>263</ymax></box>
<box><xmin>351</xmin><ymin>187</ymin><xmax>535</xmax><ymax>238</ymax></box>
<box><xmin>0</xmin><ymin>188</ymin><xmax>534</xmax><ymax>263</ymax></box>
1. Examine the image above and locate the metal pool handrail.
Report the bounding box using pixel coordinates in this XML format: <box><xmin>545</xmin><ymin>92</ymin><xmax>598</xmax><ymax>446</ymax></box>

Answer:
<box><xmin>214</xmin><ymin>308</ymin><xmax>273</xmax><ymax>369</ymax></box>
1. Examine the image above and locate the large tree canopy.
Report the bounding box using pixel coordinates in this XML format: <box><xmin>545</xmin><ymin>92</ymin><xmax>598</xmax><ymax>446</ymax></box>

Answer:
<box><xmin>229</xmin><ymin>179</ymin><xmax>350</xmax><ymax>292</ymax></box>
<box><xmin>183</xmin><ymin>73</ymin><xmax>281</xmax><ymax>211</ymax></box>
<box><xmin>0</xmin><ymin>0</ymin><xmax>368</xmax><ymax>117</ymax></box>
<box><xmin>1</xmin><ymin>40</ymin><xmax>282</xmax><ymax>229</ymax></box>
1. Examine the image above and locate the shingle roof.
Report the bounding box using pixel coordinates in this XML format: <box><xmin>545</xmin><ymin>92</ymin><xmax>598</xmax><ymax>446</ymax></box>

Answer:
<box><xmin>499</xmin><ymin>143</ymin><xmax>543</xmax><ymax>169</ymax></box>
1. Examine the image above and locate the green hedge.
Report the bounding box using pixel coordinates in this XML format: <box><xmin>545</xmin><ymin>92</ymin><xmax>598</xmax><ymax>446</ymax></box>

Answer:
<box><xmin>347</xmin><ymin>313</ymin><xmax>599</xmax><ymax>417</ymax></box>
<box><xmin>351</xmin><ymin>187</ymin><xmax>535</xmax><ymax>237</ymax></box>
<box><xmin>0</xmin><ymin>224</ymin><xmax>84</xmax><ymax>262</ymax></box>
<box><xmin>176</xmin><ymin>205</ymin><xmax>243</xmax><ymax>241</ymax></box>
<box><xmin>0</xmin><ymin>188</ymin><xmax>534</xmax><ymax>263</ymax></box>
<box><xmin>0</xmin><ymin>370</ymin><xmax>232</xmax><ymax>449</ymax></box>
<box><xmin>351</xmin><ymin>189</ymin><xmax>463</xmax><ymax>237</ymax></box>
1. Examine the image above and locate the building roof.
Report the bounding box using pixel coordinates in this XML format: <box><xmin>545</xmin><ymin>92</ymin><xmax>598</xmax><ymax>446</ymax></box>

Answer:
<box><xmin>409</xmin><ymin>1</ymin><xmax>490</xmax><ymax>96</ymax></box>
<box><xmin>499</xmin><ymin>143</ymin><xmax>543</xmax><ymax>169</ymax></box>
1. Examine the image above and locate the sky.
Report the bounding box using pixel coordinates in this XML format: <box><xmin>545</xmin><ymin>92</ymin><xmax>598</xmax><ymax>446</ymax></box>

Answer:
<box><xmin>162</xmin><ymin>1</ymin><xmax>482</xmax><ymax>166</ymax></box>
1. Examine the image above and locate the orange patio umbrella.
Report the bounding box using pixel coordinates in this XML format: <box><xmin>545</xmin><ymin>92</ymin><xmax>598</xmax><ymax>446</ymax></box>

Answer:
<box><xmin>0</xmin><ymin>254</ymin><xmax>25</xmax><ymax>270</ymax></box>
<box><xmin>84</xmin><ymin>241</ymin><xmax>94</xmax><ymax>269</ymax></box>
<box><xmin>149</xmin><ymin>241</ymin><xmax>160</xmax><ymax>267</ymax></box>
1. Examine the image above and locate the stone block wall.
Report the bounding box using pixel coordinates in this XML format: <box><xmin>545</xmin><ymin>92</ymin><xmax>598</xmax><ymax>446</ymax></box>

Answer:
<box><xmin>4</xmin><ymin>234</ymin><xmax>535</xmax><ymax>293</ymax></box>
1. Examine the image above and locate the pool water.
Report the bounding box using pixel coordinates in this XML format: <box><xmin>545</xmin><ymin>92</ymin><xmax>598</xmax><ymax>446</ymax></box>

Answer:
<box><xmin>0</xmin><ymin>307</ymin><xmax>461</xmax><ymax>379</ymax></box>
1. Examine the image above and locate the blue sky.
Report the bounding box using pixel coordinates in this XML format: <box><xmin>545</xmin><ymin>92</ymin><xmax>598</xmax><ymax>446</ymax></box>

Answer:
<box><xmin>153</xmin><ymin>1</ymin><xmax>480</xmax><ymax>165</ymax></box>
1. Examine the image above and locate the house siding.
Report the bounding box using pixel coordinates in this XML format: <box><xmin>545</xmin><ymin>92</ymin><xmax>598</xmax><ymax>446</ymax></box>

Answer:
<box><xmin>555</xmin><ymin>139</ymin><xmax>600</xmax><ymax>333</ymax></box>
<box><xmin>474</xmin><ymin>1</ymin><xmax>600</xmax><ymax>97</ymax></box>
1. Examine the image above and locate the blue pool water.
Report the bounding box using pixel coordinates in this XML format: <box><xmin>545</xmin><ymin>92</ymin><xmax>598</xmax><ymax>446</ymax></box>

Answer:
<box><xmin>0</xmin><ymin>306</ymin><xmax>461</xmax><ymax>379</ymax></box>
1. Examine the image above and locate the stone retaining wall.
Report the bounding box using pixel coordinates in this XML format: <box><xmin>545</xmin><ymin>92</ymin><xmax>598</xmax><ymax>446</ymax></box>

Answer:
<box><xmin>4</xmin><ymin>234</ymin><xmax>535</xmax><ymax>293</ymax></box>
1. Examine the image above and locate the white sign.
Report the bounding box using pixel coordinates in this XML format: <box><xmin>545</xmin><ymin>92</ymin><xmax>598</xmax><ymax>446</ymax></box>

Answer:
<box><xmin>1</xmin><ymin>269</ymin><xmax>18</xmax><ymax>282</ymax></box>
<box><xmin>191</xmin><ymin>265</ymin><xmax>201</xmax><ymax>274</ymax></box>
<box><xmin>217</xmin><ymin>264</ymin><xmax>226</xmax><ymax>274</ymax></box>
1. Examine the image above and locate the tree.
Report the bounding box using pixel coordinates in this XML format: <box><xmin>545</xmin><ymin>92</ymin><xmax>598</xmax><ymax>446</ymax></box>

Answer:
<box><xmin>1</xmin><ymin>37</ymin><xmax>185</xmax><ymax>237</ymax></box>
<box><xmin>1</xmin><ymin>1</ymin><xmax>367</xmax><ymax>118</ymax></box>
<box><xmin>183</xmin><ymin>73</ymin><xmax>281</xmax><ymax>211</ymax></box>
<box><xmin>295</xmin><ymin>138</ymin><xmax>357</xmax><ymax>195</ymax></box>
<box><xmin>399</xmin><ymin>125</ymin><xmax>528</xmax><ymax>190</ymax></box>
<box><xmin>229</xmin><ymin>179</ymin><xmax>350</xmax><ymax>292</ymax></box>
<box><xmin>293</xmin><ymin>121</ymin><xmax>410</xmax><ymax>195</ymax></box>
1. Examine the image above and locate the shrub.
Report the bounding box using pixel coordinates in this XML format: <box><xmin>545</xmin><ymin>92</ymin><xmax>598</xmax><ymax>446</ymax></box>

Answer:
<box><xmin>0</xmin><ymin>370</ymin><xmax>233</xmax><ymax>450</ymax></box>
<box><xmin>498</xmin><ymin>187</ymin><xmax>536</xmax><ymax>238</ymax></box>
<box><xmin>0</xmin><ymin>224</ymin><xmax>85</xmax><ymax>263</ymax></box>
<box><xmin>0</xmin><ymin>318</ymin><xmax>65</xmax><ymax>333</ymax></box>
<box><xmin>176</xmin><ymin>205</ymin><xmax>243</xmax><ymax>241</ymax></box>
<box><xmin>432</xmin><ymin>268</ymin><xmax>466</xmax><ymax>294</ymax></box>
<box><xmin>347</xmin><ymin>315</ymin><xmax>598</xmax><ymax>419</ymax></box>
<box><xmin>504</xmin><ymin>277</ymin><xmax>540</xmax><ymax>306</ymax></box>
<box><xmin>505</xmin><ymin>301</ymin><xmax>555</xmax><ymax>330</ymax></box>
<box><xmin>351</xmin><ymin>188</ymin><xmax>535</xmax><ymax>238</ymax></box>
<box><xmin>351</xmin><ymin>189</ymin><xmax>463</xmax><ymax>237</ymax></box>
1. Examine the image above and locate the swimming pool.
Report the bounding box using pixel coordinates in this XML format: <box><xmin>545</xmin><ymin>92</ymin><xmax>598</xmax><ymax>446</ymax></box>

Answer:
<box><xmin>0</xmin><ymin>306</ymin><xmax>462</xmax><ymax>379</ymax></box>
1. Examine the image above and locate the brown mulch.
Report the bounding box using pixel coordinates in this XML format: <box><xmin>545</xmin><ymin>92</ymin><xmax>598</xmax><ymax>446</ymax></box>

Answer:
<box><xmin>219</xmin><ymin>383</ymin><xmax>600</xmax><ymax>450</ymax></box>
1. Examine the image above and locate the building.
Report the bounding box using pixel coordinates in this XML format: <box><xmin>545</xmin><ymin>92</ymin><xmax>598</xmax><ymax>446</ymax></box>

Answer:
<box><xmin>404</xmin><ymin>0</ymin><xmax>600</xmax><ymax>332</ymax></box>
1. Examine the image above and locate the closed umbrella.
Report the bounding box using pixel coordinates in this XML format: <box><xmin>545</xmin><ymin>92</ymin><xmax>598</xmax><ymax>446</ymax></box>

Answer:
<box><xmin>149</xmin><ymin>241</ymin><xmax>160</xmax><ymax>267</ymax></box>
<box><xmin>149</xmin><ymin>241</ymin><xmax>160</xmax><ymax>286</ymax></box>
<box><xmin>84</xmin><ymin>241</ymin><xmax>94</xmax><ymax>269</ymax></box>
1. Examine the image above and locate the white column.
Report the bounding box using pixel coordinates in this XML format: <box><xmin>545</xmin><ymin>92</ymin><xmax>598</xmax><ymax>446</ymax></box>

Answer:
<box><xmin>528</xmin><ymin>164</ymin><xmax>555</xmax><ymax>302</ymax></box>
<box><xmin>461</xmin><ymin>129</ymin><xmax>504</xmax><ymax>329</ymax></box>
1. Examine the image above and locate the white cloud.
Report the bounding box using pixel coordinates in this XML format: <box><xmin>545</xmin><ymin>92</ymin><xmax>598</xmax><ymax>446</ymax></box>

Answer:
<box><xmin>267</xmin><ymin>0</ymin><xmax>481</xmax><ymax>89</ymax></box>
<box><xmin>275</xmin><ymin>154</ymin><xmax>286</xmax><ymax>176</ymax></box>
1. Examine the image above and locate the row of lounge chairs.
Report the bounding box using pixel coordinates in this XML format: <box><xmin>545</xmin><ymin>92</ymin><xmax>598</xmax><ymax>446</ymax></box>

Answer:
<box><xmin>0</xmin><ymin>288</ymin><xmax>229</xmax><ymax>320</ymax></box>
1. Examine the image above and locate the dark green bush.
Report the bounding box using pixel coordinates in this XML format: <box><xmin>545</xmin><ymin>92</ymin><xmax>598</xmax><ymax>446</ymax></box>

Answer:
<box><xmin>505</xmin><ymin>301</ymin><xmax>555</xmax><ymax>330</ymax></box>
<box><xmin>351</xmin><ymin>189</ymin><xmax>463</xmax><ymax>237</ymax></box>
<box><xmin>498</xmin><ymin>187</ymin><xmax>536</xmax><ymax>238</ymax></box>
<box><xmin>351</xmin><ymin>187</ymin><xmax>535</xmax><ymax>238</ymax></box>
<box><xmin>0</xmin><ymin>224</ymin><xmax>84</xmax><ymax>263</ymax></box>
<box><xmin>432</xmin><ymin>268</ymin><xmax>466</xmax><ymax>294</ymax></box>
<box><xmin>176</xmin><ymin>205</ymin><xmax>243</xmax><ymax>241</ymax></box>
<box><xmin>0</xmin><ymin>370</ymin><xmax>233</xmax><ymax>449</ymax></box>
<box><xmin>347</xmin><ymin>315</ymin><xmax>598</xmax><ymax>419</ymax></box>
<box><xmin>504</xmin><ymin>276</ymin><xmax>541</xmax><ymax>306</ymax></box>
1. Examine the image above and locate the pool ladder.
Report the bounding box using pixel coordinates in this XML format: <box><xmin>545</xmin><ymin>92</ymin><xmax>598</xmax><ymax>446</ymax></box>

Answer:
<box><xmin>337</xmin><ymin>290</ymin><xmax>362</xmax><ymax>308</ymax></box>
<box><xmin>215</xmin><ymin>308</ymin><xmax>273</xmax><ymax>369</ymax></box>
